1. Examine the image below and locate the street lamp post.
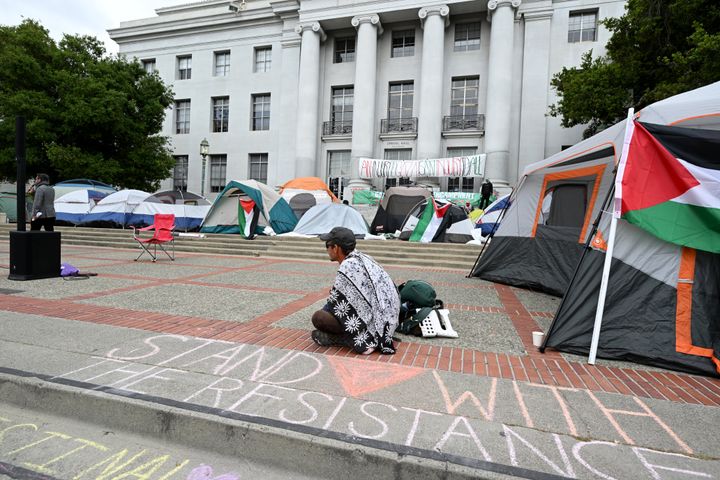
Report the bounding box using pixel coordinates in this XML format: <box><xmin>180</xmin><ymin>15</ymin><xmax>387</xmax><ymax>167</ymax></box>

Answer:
<box><xmin>199</xmin><ymin>138</ymin><xmax>209</xmax><ymax>197</ymax></box>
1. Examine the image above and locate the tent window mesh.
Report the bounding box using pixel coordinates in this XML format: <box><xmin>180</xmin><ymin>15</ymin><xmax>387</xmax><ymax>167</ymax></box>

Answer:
<box><xmin>545</xmin><ymin>184</ymin><xmax>587</xmax><ymax>227</ymax></box>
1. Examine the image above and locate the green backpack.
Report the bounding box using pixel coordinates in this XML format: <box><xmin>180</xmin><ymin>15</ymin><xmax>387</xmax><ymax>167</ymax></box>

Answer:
<box><xmin>399</xmin><ymin>280</ymin><xmax>436</xmax><ymax>307</ymax></box>
<box><xmin>397</xmin><ymin>280</ymin><xmax>443</xmax><ymax>335</ymax></box>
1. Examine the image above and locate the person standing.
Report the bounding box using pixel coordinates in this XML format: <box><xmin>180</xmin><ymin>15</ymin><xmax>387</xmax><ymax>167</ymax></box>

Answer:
<box><xmin>311</xmin><ymin>227</ymin><xmax>400</xmax><ymax>354</ymax></box>
<box><xmin>29</xmin><ymin>173</ymin><xmax>56</xmax><ymax>231</ymax></box>
<box><xmin>479</xmin><ymin>179</ymin><xmax>494</xmax><ymax>210</ymax></box>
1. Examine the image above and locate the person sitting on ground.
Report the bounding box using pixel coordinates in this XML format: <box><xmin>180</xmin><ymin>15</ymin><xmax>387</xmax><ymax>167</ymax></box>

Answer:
<box><xmin>311</xmin><ymin>226</ymin><xmax>400</xmax><ymax>354</ymax></box>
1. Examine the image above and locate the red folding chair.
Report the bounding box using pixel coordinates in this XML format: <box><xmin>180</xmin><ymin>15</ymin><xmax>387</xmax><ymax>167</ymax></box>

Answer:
<box><xmin>133</xmin><ymin>213</ymin><xmax>175</xmax><ymax>262</ymax></box>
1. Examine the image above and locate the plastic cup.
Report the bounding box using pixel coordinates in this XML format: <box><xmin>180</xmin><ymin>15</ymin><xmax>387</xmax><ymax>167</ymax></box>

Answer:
<box><xmin>532</xmin><ymin>331</ymin><xmax>545</xmax><ymax>347</ymax></box>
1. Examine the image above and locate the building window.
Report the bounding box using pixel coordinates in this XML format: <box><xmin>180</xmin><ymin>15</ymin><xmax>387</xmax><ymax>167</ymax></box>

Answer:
<box><xmin>177</xmin><ymin>55</ymin><xmax>192</xmax><ymax>80</ymax></box>
<box><xmin>209</xmin><ymin>155</ymin><xmax>227</xmax><ymax>193</ymax></box>
<box><xmin>212</xmin><ymin>96</ymin><xmax>229</xmax><ymax>133</ymax></box>
<box><xmin>568</xmin><ymin>11</ymin><xmax>598</xmax><ymax>43</ymax></box>
<box><xmin>334</xmin><ymin>37</ymin><xmax>355</xmax><ymax>63</ymax></box>
<box><xmin>330</xmin><ymin>86</ymin><xmax>353</xmax><ymax>133</ymax></box>
<box><xmin>174</xmin><ymin>99</ymin><xmax>190</xmax><ymax>134</ymax></box>
<box><xmin>252</xmin><ymin>94</ymin><xmax>271</xmax><ymax>131</ymax></box>
<box><xmin>173</xmin><ymin>156</ymin><xmax>188</xmax><ymax>191</ymax></box>
<box><xmin>327</xmin><ymin>150</ymin><xmax>351</xmax><ymax>198</ymax></box>
<box><xmin>391</xmin><ymin>30</ymin><xmax>415</xmax><ymax>58</ymax></box>
<box><xmin>450</xmin><ymin>77</ymin><xmax>479</xmax><ymax>117</ymax></box>
<box><xmin>447</xmin><ymin>147</ymin><xmax>477</xmax><ymax>192</ymax></box>
<box><xmin>249</xmin><ymin>153</ymin><xmax>269</xmax><ymax>184</ymax></box>
<box><xmin>454</xmin><ymin>22</ymin><xmax>481</xmax><ymax>52</ymax></box>
<box><xmin>383</xmin><ymin>149</ymin><xmax>412</xmax><ymax>189</ymax></box>
<box><xmin>142</xmin><ymin>59</ymin><xmax>156</xmax><ymax>74</ymax></box>
<box><xmin>214</xmin><ymin>51</ymin><xmax>230</xmax><ymax>76</ymax></box>
<box><xmin>254</xmin><ymin>47</ymin><xmax>272</xmax><ymax>73</ymax></box>
<box><xmin>386</xmin><ymin>81</ymin><xmax>414</xmax><ymax>131</ymax></box>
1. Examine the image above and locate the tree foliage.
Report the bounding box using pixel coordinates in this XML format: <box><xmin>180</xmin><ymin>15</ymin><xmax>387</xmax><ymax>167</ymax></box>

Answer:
<box><xmin>0</xmin><ymin>20</ymin><xmax>175</xmax><ymax>190</ymax></box>
<box><xmin>549</xmin><ymin>0</ymin><xmax>720</xmax><ymax>137</ymax></box>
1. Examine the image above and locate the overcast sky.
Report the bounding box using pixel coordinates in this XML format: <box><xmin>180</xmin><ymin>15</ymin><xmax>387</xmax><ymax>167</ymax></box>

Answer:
<box><xmin>0</xmin><ymin>0</ymin><xmax>183</xmax><ymax>54</ymax></box>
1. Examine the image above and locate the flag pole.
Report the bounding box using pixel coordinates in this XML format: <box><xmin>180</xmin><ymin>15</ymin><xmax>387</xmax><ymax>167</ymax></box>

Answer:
<box><xmin>588</xmin><ymin>108</ymin><xmax>635</xmax><ymax>364</ymax></box>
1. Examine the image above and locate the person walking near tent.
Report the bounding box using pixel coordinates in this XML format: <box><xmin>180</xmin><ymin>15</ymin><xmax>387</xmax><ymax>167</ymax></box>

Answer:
<box><xmin>311</xmin><ymin>227</ymin><xmax>400</xmax><ymax>354</ymax></box>
<box><xmin>479</xmin><ymin>179</ymin><xmax>494</xmax><ymax>210</ymax></box>
<box><xmin>29</xmin><ymin>173</ymin><xmax>56</xmax><ymax>231</ymax></box>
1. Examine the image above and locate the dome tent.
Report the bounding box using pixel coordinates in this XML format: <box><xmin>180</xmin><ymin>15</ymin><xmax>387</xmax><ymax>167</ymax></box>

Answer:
<box><xmin>200</xmin><ymin>180</ymin><xmax>297</xmax><ymax>235</ymax></box>
<box><xmin>369</xmin><ymin>186</ymin><xmax>432</xmax><ymax>235</ymax></box>
<box><xmin>128</xmin><ymin>190</ymin><xmax>211</xmax><ymax>231</ymax></box>
<box><xmin>279</xmin><ymin>177</ymin><xmax>338</xmax><ymax>219</ymax></box>
<box><xmin>292</xmin><ymin>203</ymin><xmax>368</xmax><ymax>236</ymax></box>
<box><xmin>54</xmin><ymin>189</ymin><xmax>109</xmax><ymax>225</ymax></box>
<box><xmin>79</xmin><ymin>189</ymin><xmax>151</xmax><ymax>227</ymax></box>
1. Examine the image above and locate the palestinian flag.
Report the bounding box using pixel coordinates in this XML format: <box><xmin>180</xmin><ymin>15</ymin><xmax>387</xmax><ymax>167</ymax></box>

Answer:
<box><xmin>410</xmin><ymin>198</ymin><xmax>451</xmax><ymax>243</ymax></box>
<box><xmin>617</xmin><ymin>122</ymin><xmax>720</xmax><ymax>253</ymax></box>
<box><xmin>239</xmin><ymin>198</ymin><xmax>257</xmax><ymax>239</ymax></box>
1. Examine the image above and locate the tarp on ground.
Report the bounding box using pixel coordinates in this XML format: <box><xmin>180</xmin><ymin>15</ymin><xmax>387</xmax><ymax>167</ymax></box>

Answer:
<box><xmin>293</xmin><ymin>203</ymin><xmax>369</xmax><ymax>236</ymax></box>
<box><xmin>472</xmin><ymin>81</ymin><xmax>720</xmax><ymax>377</ymax></box>
<box><xmin>55</xmin><ymin>189</ymin><xmax>109</xmax><ymax>225</ymax></box>
<box><xmin>200</xmin><ymin>180</ymin><xmax>297</xmax><ymax>235</ymax></box>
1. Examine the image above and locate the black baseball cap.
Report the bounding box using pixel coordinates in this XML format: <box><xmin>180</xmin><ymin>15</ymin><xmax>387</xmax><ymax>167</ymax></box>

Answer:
<box><xmin>319</xmin><ymin>227</ymin><xmax>356</xmax><ymax>250</ymax></box>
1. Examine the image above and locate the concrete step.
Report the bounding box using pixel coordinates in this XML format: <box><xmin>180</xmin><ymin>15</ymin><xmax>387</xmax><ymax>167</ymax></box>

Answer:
<box><xmin>0</xmin><ymin>224</ymin><xmax>481</xmax><ymax>270</ymax></box>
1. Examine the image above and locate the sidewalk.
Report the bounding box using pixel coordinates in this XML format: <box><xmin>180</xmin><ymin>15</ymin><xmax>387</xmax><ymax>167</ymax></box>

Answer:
<box><xmin>1</xmin><ymin>242</ymin><xmax>719</xmax><ymax>479</ymax></box>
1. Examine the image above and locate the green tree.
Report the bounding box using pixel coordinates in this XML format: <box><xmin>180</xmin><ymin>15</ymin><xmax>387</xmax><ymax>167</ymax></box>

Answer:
<box><xmin>0</xmin><ymin>20</ymin><xmax>175</xmax><ymax>190</ymax></box>
<box><xmin>549</xmin><ymin>0</ymin><xmax>720</xmax><ymax>137</ymax></box>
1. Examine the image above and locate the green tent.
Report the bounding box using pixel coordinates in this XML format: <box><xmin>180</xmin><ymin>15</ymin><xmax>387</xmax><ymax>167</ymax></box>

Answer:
<box><xmin>200</xmin><ymin>180</ymin><xmax>298</xmax><ymax>235</ymax></box>
<box><xmin>0</xmin><ymin>191</ymin><xmax>32</xmax><ymax>223</ymax></box>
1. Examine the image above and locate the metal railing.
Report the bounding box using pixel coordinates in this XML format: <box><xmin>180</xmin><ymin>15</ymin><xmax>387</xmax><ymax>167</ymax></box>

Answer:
<box><xmin>442</xmin><ymin>114</ymin><xmax>485</xmax><ymax>131</ymax></box>
<box><xmin>322</xmin><ymin>121</ymin><xmax>353</xmax><ymax>135</ymax></box>
<box><xmin>380</xmin><ymin>117</ymin><xmax>418</xmax><ymax>134</ymax></box>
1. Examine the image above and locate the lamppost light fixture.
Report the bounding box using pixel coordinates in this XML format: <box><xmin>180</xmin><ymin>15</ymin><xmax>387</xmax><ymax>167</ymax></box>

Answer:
<box><xmin>199</xmin><ymin>138</ymin><xmax>210</xmax><ymax>197</ymax></box>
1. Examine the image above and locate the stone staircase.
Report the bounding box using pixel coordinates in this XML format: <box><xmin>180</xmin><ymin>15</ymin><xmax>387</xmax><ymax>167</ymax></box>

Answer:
<box><xmin>0</xmin><ymin>224</ymin><xmax>482</xmax><ymax>271</ymax></box>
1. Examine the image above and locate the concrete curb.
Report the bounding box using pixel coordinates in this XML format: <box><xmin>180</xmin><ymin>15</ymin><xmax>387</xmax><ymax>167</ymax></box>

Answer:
<box><xmin>0</xmin><ymin>370</ymin><xmax>545</xmax><ymax>480</ymax></box>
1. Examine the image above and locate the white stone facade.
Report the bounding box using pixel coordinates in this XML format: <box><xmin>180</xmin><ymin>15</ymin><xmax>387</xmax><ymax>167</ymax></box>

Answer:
<box><xmin>109</xmin><ymin>0</ymin><xmax>626</xmax><ymax>199</ymax></box>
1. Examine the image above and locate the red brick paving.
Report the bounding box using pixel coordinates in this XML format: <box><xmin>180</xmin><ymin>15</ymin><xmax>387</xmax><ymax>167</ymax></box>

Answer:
<box><xmin>1</xmin><ymin>248</ymin><xmax>719</xmax><ymax>407</ymax></box>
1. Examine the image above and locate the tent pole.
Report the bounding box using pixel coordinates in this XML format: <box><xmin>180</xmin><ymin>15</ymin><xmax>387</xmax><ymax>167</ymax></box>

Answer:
<box><xmin>539</xmin><ymin>179</ymin><xmax>616</xmax><ymax>353</ymax></box>
<box><xmin>588</xmin><ymin>108</ymin><xmax>635</xmax><ymax>364</ymax></box>
<box><xmin>588</xmin><ymin>214</ymin><xmax>618</xmax><ymax>364</ymax></box>
<box><xmin>467</xmin><ymin>183</ymin><xmax>519</xmax><ymax>278</ymax></box>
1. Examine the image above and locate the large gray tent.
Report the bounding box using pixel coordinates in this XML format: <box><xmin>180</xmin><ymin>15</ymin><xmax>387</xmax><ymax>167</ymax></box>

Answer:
<box><xmin>369</xmin><ymin>186</ymin><xmax>431</xmax><ymax>235</ymax></box>
<box><xmin>472</xmin><ymin>82</ymin><xmax>720</xmax><ymax>376</ymax></box>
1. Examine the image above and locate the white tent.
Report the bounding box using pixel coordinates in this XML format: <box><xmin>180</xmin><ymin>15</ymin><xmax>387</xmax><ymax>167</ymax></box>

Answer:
<box><xmin>79</xmin><ymin>189</ymin><xmax>151</xmax><ymax>227</ymax></box>
<box><xmin>55</xmin><ymin>189</ymin><xmax>109</xmax><ymax>225</ymax></box>
<box><xmin>292</xmin><ymin>203</ymin><xmax>368</xmax><ymax>236</ymax></box>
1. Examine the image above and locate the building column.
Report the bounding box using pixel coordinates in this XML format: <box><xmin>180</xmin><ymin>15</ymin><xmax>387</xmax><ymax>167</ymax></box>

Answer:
<box><xmin>518</xmin><ymin>7</ymin><xmax>552</xmax><ymax>176</ymax></box>
<box><xmin>484</xmin><ymin>0</ymin><xmax>521</xmax><ymax>191</ymax></box>
<box><xmin>273</xmin><ymin>38</ymin><xmax>301</xmax><ymax>185</ymax></box>
<box><xmin>417</xmin><ymin>5</ymin><xmax>449</xmax><ymax>162</ymax></box>
<box><xmin>294</xmin><ymin>22</ymin><xmax>325</xmax><ymax>178</ymax></box>
<box><xmin>346</xmin><ymin>14</ymin><xmax>382</xmax><ymax>201</ymax></box>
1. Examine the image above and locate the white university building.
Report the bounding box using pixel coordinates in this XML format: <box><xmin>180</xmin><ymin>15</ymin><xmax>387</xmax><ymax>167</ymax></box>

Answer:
<box><xmin>109</xmin><ymin>0</ymin><xmax>625</xmax><ymax>200</ymax></box>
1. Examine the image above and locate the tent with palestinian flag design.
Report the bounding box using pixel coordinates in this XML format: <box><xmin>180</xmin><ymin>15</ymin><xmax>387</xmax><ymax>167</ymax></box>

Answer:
<box><xmin>400</xmin><ymin>197</ymin><xmax>474</xmax><ymax>243</ymax></box>
<box><xmin>200</xmin><ymin>180</ymin><xmax>297</xmax><ymax>236</ymax></box>
<box><xmin>473</xmin><ymin>81</ymin><xmax>720</xmax><ymax>376</ymax></box>
<box><xmin>619</xmin><ymin>122</ymin><xmax>720</xmax><ymax>253</ymax></box>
